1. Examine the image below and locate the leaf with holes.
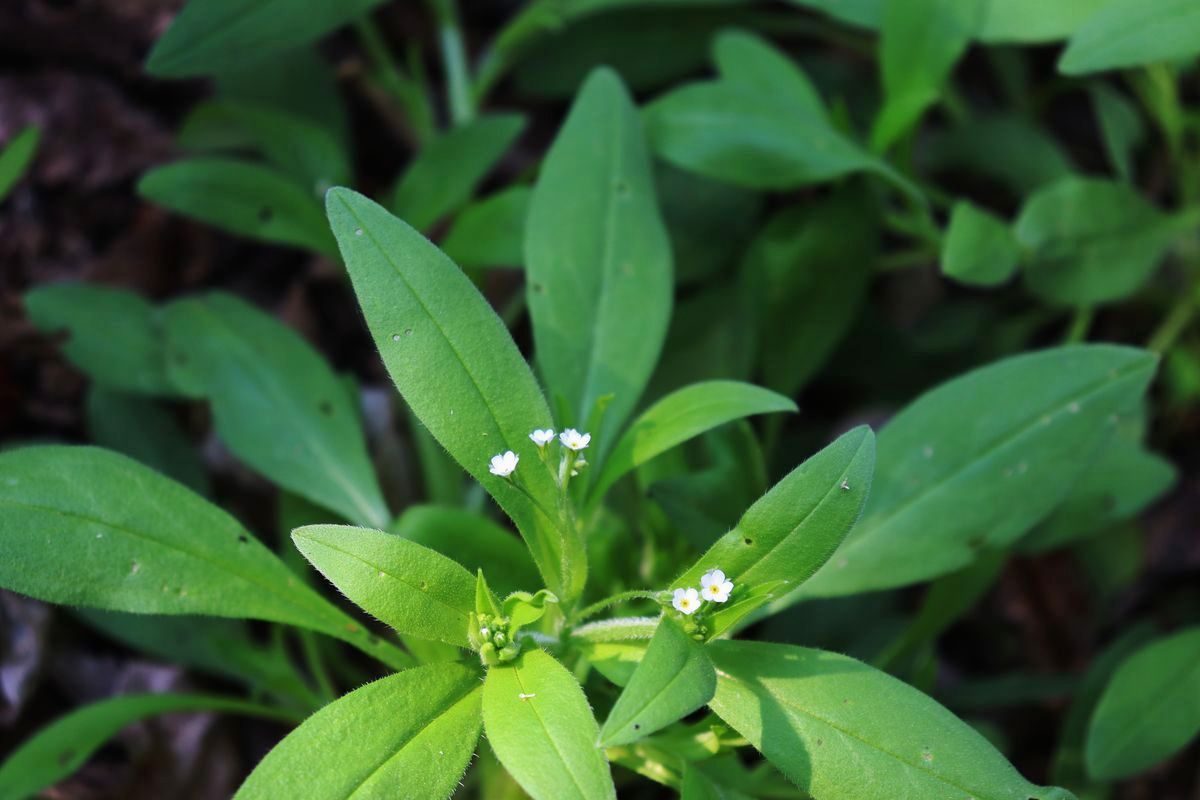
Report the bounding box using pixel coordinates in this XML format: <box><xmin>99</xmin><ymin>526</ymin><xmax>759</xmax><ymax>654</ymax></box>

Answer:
<box><xmin>164</xmin><ymin>292</ymin><xmax>390</xmax><ymax>528</ymax></box>
<box><xmin>326</xmin><ymin>187</ymin><xmax>583</xmax><ymax>601</ymax></box>
<box><xmin>235</xmin><ymin>663</ymin><xmax>484</xmax><ymax>799</ymax></box>
<box><xmin>293</xmin><ymin>524</ymin><xmax>476</xmax><ymax>648</ymax></box>
<box><xmin>708</xmin><ymin>640</ymin><xmax>1077</xmax><ymax>800</ymax></box>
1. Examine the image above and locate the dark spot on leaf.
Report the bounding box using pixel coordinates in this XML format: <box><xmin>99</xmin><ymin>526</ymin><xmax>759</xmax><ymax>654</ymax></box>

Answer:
<box><xmin>58</xmin><ymin>750</ymin><xmax>75</xmax><ymax>766</ymax></box>
<box><xmin>258</xmin><ymin>207</ymin><xmax>274</xmax><ymax>223</ymax></box>
<box><xmin>238</xmin><ymin>534</ymin><xmax>249</xmax><ymax>544</ymax></box>
<box><xmin>531</xmin><ymin>282</ymin><xmax>545</xmax><ymax>294</ymax></box>
<box><xmin>1101</xmin><ymin>493</ymin><xmax>1116</xmax><ymax>511</ymax></box>
<box><xmin>319</xmin><ymin>400</ymin><xmax>333</xmax><ymax>416</ymax></box>
<box><xmin>633</xmin><ymin>724</ymin><xmax>640</xmax><ymax>730</ymax></box>
<box><xmin>967</xmin><ymin>534</ymin><xmax>986</xmax><ymax>551</ymax></box>
<box><xmin>743</xmin><ymin>538</ymin><xmax>753</xmax><ymax>546</ymax></box>
<box><xmin>368</xmin><ymin>635</ymin><xmax>380</xmax><ymax>645</ymax></box>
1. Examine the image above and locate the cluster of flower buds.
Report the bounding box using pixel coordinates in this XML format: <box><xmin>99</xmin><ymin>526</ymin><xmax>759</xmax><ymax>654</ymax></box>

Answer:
<box><xmin>469</xmin><ymin>612</ymin><xmax>520</xmax><ymax>666</ymax></box>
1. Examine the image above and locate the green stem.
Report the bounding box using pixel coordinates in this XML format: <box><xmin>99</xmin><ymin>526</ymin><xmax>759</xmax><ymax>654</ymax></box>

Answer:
<box><xmin>1064</xmin><ymin>306</ymin><xmax>1095</xmax><ymax>344</ymax></box>
<box><xmin>428</xmin><ymin>0</ymin><xmax>475</xmax><ymax>125</ymax></box>
<box><xmin>1147</xmin><ymin>275</ymin><xmax>1200</xmax><ymax>354</ymax></box>
<box><xmin>355</xmin><ymin>18</ymin><xmax>436</xmax><ymax>144</ymax></box>
<box><xmin>574</xmin><ymin>591</ymin><xmax>660</xmax><ymax>623</ymax></box>
<box><xmin>299</xmin><ymin>630</ymin><xmax>337</xmax><ymax>704</ymax></box>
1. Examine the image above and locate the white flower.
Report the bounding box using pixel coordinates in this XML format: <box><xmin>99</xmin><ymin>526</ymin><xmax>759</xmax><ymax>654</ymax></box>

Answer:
<box><xmin>488</xmin><ymin>451</ymin><xmax>519</xmax><ymax>477</ymax></box>
<box><xmin>529</xmin><ymin>428</ymin><xmax>556</xmax><ymax>447</ymax></box>
<box><xmin>700</xmin><ymin>569</ymin><xmax>734</xmax><ymax>603</ymax></box>
<box><xmin>559</xmin><ymin>428</ymin><xmax>591</xmax><ymax>451</ymax></box>
<box><xmin>672</xmin><ymin>587</ymin><xmax>700</xmax><ymax>615</ymax></box>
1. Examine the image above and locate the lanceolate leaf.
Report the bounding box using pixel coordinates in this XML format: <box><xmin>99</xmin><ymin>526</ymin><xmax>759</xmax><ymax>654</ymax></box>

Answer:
<box><xmin>674</xmin><ymin>426</ymin><xmax>875</xmax><ymax>593</ymax></box>
<box><xmin>391</xmin><ymin>114</ymin><xmax>526</xmax><ymax>232</ymax></box>
<box><xmin>600</xmin><ymin>615</ymin><xmax>715</xmax><ymax>746</ymax></box>
<box><xmin>146</xmin><ymin>0</ymin><xmax>385</xmax><ymax>77</ymax></box>
<box><xmin>526</xmin><ymin>67</ymin><xmax>672</xmax><ymax>459</ymax></box>
<box><xmin>139</xmin><ymin>158</ymin><xmax>337</xmax><ymax>256</ymax></box>
<box><xmin>0</xmin><ymin>694</ymin><xmax>298</xmax><ymax>800</ymax></box>
<box><xmin>1059</xmin><ymin>0</ymin><xmax>1200</xmax><ymax>75</ymax></box>
<box><xmin>441</xmin><ymin>186</ymin><xmax>532</xmax><ymax>270</ymax></box>
<box><xmin>591</xmin><ymin>381</ymin><xmax>795</xmax><ymax>503</ymax></box>
<box><xmin>0</xmin><ymin>125</ymin><xmax>39</xmax><ymax>202</ymax></box>
<box><xmin>0</xmin><ymin>446</ymin><xmax>407</xmax><ymax>669</ymax></box>
<box><xmin>235</xmin><ymin>664</ymin><xmax>484</xmax><ymax>800</ymax></box>
<box><xmin>707</xmin><ymin>640</ymin><xmax>1077</xmax><ymax>800</ymax></box>
<box><xmin>800</xmin><ymin>346</ymin><xmax>1157</xmax><ymax>599</ymax></box>
<box><xmin>24</xmin><ymin>283</ymin><xmax>176</xmax><ymax>395</ymax></box>
<box><xmin>483</xmin><ymin>648</ymin><xmax>616</xmax><ymax>800</ymax></box>
<box><xmin>1084</xmin><ymin>627</ymin><xmax>1200</xmax><ymax>781</ymax></box>
<box><xmin>163</xmin><ymin>292</ymin><xmax>390</xmax><ymax>528</ymax></box>
<box><xmin>293</xmin><ymin>525</ymin><xmax>476</xmax><ymax>648</ymax></box>
<box><xmin>326</xmin><ymin>188</ymin><xmax>583</xmax><ymax>600</ymax></box>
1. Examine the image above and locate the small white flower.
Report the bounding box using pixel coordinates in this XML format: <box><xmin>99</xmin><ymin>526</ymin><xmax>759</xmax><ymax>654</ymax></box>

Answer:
<box><xmin>672</xmin><ymin>587</ymin><xmax>700</xmax><ymax>615</ymax></box>
<box><xmin>700</xmin><ymin>569</ymin><xmax>734</xmax><ymax>603</ymax></box>
<box><xmin>529</xmin><ymin>428</ymin><xmax>556</xmax><ymax>447</ymax></box>
<box><xmin>559</xmin><ymin>428</ymin><xmax>591</xmax><ymax>451</ymax></box>
<box><xmin>488</xmin><ymin>450</ymin><xmax>519</xmax><ymax>477</ymax></box>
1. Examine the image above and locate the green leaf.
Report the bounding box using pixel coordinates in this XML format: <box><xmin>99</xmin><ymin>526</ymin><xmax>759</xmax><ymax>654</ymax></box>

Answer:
<box><xmin>178</xmin><ymin>100</ymin><xmax>351</xmax><ymax>191</ymax></box>
<box><xmin>1016</xmin><ymin>177</ymin><xmax>1179</xmax><ymax>306</ymax></box>
<box><xmin>1059</xmin><ymin>0</ymin><xmax>1200</xmax><ymax>74</ymax></box>
<box><xmin>163</xmin><ymin>292</ymin><xmax>390</xmax><ymax>528</ymax></box>
<box><xmin>1085</xmin><ymin>627</ymin><xmax>1200</xmax><ymax>780</ymax></box>
<box><xmin>146</xmin><ymin>0</ymin><xmax>385</xmax><ymax>78</ymax></box>
<box><xmin>599</xmin><ymin>615</ymin><xmax>715</xmax><ymax>745</ymax></box>
<box><xmin>326</xmin><ymin>187</ymin><xmax>582</xmax><ymax>600</ymax></box>
<box><xmin>872</xmin><ymin>0</ymin><xmax>981</xmax><ymax>151</ymax></box>
<box><xmin>440</xmin><ymin>186</ymin><xmax>531</xmax><ymax>270</ymax></box>
<box><xmin>234</xmin><ymin>663</ymin><xmax>484</xmax><ymax>800</ymax></box>
<box><xmin>482</xmin><ymin>648</ymin><xmax>616</xmax><ymax>800</ymax></box>
<box><xmin>747</xmin><ymin>189</ymin><xmax>878</xmax><ymax>397</ymax></box>
<box><xmin>503</xmin><ymin>589</ymin><xmax>559</xmax><ymax>630</ymax></box>
<box><xmin>138</xmin><ymin>158</ymin><xmax>337</xmax><ymax>256</ymax></box>
<box><xmin>923</xmin><ymin>114</ymin><xmax>1073</xmax><ymax>196</ymax></box>
<box><xmin>293</xmin><ymin>524</ymin><xmax>476</xmax><ymax>648</ymax></box>
<box><xmin>591</xmin><ymin>381</ymin><xmax>794</xmax><ymax>503</ymax></box>
<box><xmin>391</xmin><ymin>114</ymin><xmax>526</xmax><ymax>232</ymax></box>
<box><xmin>0</xmin><ymin>125</ymin><xmax>39</xmax><ymax>202</ymax></box>
<box><xmin>674</xmin><ymin>426</ymin><xmax>875</xmax><ymax>593</ymax></box>
<box><xmin>941</xmin><ymin>201</ymin><xmax>1020</xmax><ymax>287</ymax></box>
<box><xmin>657</xmin><ymin>162</ymin><xmax>762</xmax><ymax>287</ymax></box>
<box><xmin>0</xmin><ymin>693</ymin><xmax>297</xmax><ymax>800</ymax></box>
<box><xmin>527</xmin><ymin>68</ymin><xmax>672</xmax><ymax>453</ymax></box>
<box><xmin>1089</xmin><ymin>83</ymin><xmax>1144</xmax><ymax>182</ymax></box>
<box><xmin>0</xmin><ymin>445</ymin><xmax>407</xmax><ymax>668</ymax></box>
<box><xmin>24</xmin><ymin>283</ymin><xmax>175</xmax><ymax>395</ymax></box>
<box><xmin>976</xmin><ymin>0</ymin><xmax>1111</xmax><ymax>43</ymax></box>
<box><xmin>800</xmin><ymin>345</ymin><xmax>1158</xmax><ymax>599</ymax></box>
<box><xmin>646</xmin><ymin>31</ymin><xmax>916</xmax><ymax>198</ymax></box>
<box><xmin>85</xmin><ymin>387</ymin><xmax>209</xmax><ymax>496</ymax></box>
<box><xmin>391</xmin><ymin>505</ymin><xmax>541</xmax><ymax>595</ymax></box>
<box><xmin>707</xmin><ymin>579</ymin><xmax>788</xmax><ymax>639</ymax></box>
<box><xmin>708</xmin><ymin>640</ymin><xmax>1077</xmax><ymax>800</ymax></box>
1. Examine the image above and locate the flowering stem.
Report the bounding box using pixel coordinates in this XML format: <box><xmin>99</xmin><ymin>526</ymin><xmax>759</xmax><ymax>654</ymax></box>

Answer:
<box><xmin>573</xmin><ymin>590</ymin><xmax>660</xmax><ymax>623</ymax></box>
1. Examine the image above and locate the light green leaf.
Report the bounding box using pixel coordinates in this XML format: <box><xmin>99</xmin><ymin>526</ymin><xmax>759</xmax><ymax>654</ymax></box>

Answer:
<box><xmin>0</xmin><ymin>125</ymin><xmax>39</xmax><ymax>202</ymax></box>
<box><xmin>440</xmin><ymin>186</ymin><xmax>531</xmax><ymax>270</ymax></box>
<box><xmin>326</xmin><ymin>188</ymin><xmax>582</xmax><ymax>600</ymax></box>
<box><xmin>1059</xmin><ymin>0</ymin><xmax>1200</xmax><ymax>75</ymax></box>
<box><xmin>0</xmin><ymin>446</ymin><xmax>406</xmax><ymax>669</ymax></box>
<box><xmin>146</xmin><ymin>0</ymin><xmax>385</xmax><ymax>78</ymax></box>
<box><xmin>1016</xmin><ymin>177</ymin><xmax>1178</xmax><ymax>306</ymax></box>
<box><xmin>708</xmin><ymin>640</ymin><xmax>1076</xmax><ymax>800</ymax></box>
<box><xmin>976</xmin><ymin>0</ymin><xmax>1111</xmax><ymax>43</ymax></box>
<box><xmin>0</xmin><ymin>693</ymin><xmax>297</xmax><ymax>800</ymax></box>
<box><xmin>527</xmin><ymin>68</ymin><xmax>672</xmax><ymax>455</ymax></box>
<box><xmin>646</xmin><ymin>31</ymin><xmax>916</xmax><ymax>198</ymax></box>
<box><xmin>293</xmin><ymin>524</ymin><xmax>476</xmax><ymax>648</ymax></box>
<box><xmin>24</xmin><ymin>283</ymin><xmax>175</xmax><ymax>395</ymax></box>
<box><xmin>800</xmin><ymin>346</ymin><xmax>1157</xmax><ymax>599</ymax></box>
<box><xmin>483</xmin><ymin>648</ymin><xmax>616</xmax><ymax>800</ymax></box>
<box><xmin>391</xmin><ymin>505</ymin><xmax>540</xmax><ymax>595</ymax></box>
<box><xmin>178</xmin><ymin>100</ymin><xmax>351</xmax><ymax>192</ymax></box>
<box><xmin>85</xmin><ymin>387</ymin><xmax>209</xmax><ymax>495</ymax></box>
<box><xmin>163</xmin><ymin>292</ymin><xmax>390</xmax><ymax>528</ymax></box>
<box><xmin>1089</xmin><ymin>83</ymin><xmax>1144</xmax><ymax>182</ymax></box>
<box><xmin>591</xmin><ymin>381</ymin><xmax>794</xmax><ymax>503</ymax></box>
<box><xmin>600</xmin><ymin>615</ymin><xmax>715</xmax><ymax>745</ymax></box>
<box><xmin>872</xmin><ymin>0</ymin><xmax>981</xmax><ymax>151</ymax></box>
<box><xmin>1085</xmin><ymin>627</ymin><xmax>1200</xmax><ymax>780</ymax></box>
<box><xmin>941</xmin><ymin>201</ymin><xmax>1020</xmax><ymax>287</ymax></box>
<box><xmin>235</xmin><ymin>663</ymin><xmax>484</xmax><ymax>800</ymax></box>
<box><xmin>138</xmin><ymin>158</ymin><xmax>337</xmax><ymax>256</ymax></box>
<box><xmin>392</xmin><ymin>114</ymin><xmax>526</xmax><ymax>232</ymax></box>
<box><xmin>572</xmin><ymin>616</ymin><xmax>658</xmax><ymax>687</ymax></box>
<box><xmin>674</xmin><ymin>426</ymin><xmax>875</xmax><ymax>593</ymax></box>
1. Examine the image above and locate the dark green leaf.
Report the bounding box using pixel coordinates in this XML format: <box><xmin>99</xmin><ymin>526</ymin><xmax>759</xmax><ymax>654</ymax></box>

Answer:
<box><xmin>657</xmin><ymin>162</ymin><xmax>761</xmax><ymax>286</ymax></box>
<box><xmin>1059</xmin><ymin>0</ymin><xmax>1200</xmax><ymax>74</ymax></box>
<box><xmin>235</xmin><ymin>663</ymin><xmax>483</xmax><ymax>799</ymax></box>
<box><xmin>1089</xmin><ymin>83</ymin><xmax>1144</xmax><ymax>182</ymax></box>
<box><xmin>0</xmin><ymin>125</ymin><xmax>39</xmax><ymax>202</ymax></box>
<box><xmin>163</xmin><ymin>292</ymin><xmax>390</xmax><ymax>528</ymax></box>
<box><xmin>941</xmin><ymin>201</ymin><xmax>1020</xmax><ymax>287</ymax></box>
<box><xmin>440</xmin><ymin>186</ymin><xmax>531</xmax><ymax>270</ymax></box>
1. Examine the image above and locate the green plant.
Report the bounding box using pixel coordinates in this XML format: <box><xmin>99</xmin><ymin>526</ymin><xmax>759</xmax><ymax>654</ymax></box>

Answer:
<box><xmin>3</xmin><ymin>1</ymin><xmax>1200</xmax><ymax>798</ymax></box>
